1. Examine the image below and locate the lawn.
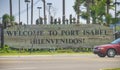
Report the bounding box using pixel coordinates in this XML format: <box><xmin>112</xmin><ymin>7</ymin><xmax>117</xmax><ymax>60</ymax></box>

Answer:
<box><xmin>103</xmin><ymin>68</ymin><xmax>120</xmax><ymax>70</ymax></box>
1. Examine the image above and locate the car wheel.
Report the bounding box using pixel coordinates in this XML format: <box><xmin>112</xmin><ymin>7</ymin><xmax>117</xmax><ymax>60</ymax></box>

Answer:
<box><xmin>107</xmin><ymin>49</ymin><xmax>116</xmax><ymax>57</ymax></box>
<box><xmin>97</xmin><ymin>53</ymin><xmax>106</xmax><ymax>57</ymax></box>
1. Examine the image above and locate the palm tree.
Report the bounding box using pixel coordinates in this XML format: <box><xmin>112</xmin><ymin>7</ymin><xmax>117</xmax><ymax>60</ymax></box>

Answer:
<box><xmin>81</xmin><ymin>0</ymin><xmax>93</xmax><ymax>24</ymax></box>
<box><xmin>91</xmin><ymin>0</ymin><xmax>107</xmax><ymax>24</ymax></box>
<box><xmin>86</xmin><ymin>0</ymin><xmax>91</xmax><ymax>24</ymax></box>
<box><xmin>2</xmin><ymin>14</ymin><xmax>15</xmax><ymax>28</ymax></box>
<box><xmin>73</xmin><ymin>0</ymin><xmax>117</xmax><ymax>25</ymax></box>
<box><xmin>73</xmin><ymin>0</ymin><xmax>92</xmax><ymax>24</ymax></box>
<box><xmin>2</xmin><ymin>14</ymin><xmax>10</xmax><ymax>28</ymax></box>
<box><xmin>73</xmin><ymin>0</ymin><xmax>81</xmax><ymax>24</ymax></box>
<box><xmin>106</xmin><ymin>0</ymin><xmax>110</xmax><ymax>14</ymax></box>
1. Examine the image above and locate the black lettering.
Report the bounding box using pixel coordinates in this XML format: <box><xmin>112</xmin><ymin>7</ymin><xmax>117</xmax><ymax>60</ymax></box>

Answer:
<box><xmin>28</xmin><ymin>31</ymin><xmax>33</xmax><ymax>36</ymax></box>
<box><xmin>49</xmin><ymin>30</ymin><xmax>58</xmax><ymax>36</ymax></box>
<box><xmin>36</xmin><ymin>30</ymin><xmax>43</xmax><ymax>36</ymax></box>
<box><xmin>23</xmin><ymin>31</ymin><xmax>28</xmax><ymax>36</ymax></box>
<box><xmin>61</xmin><ymin>30</ymin><xmax>80</xmax><ymax>36</ymax></box>
<box><xmin>13</xmin><ymin>31</ymin><xmax>18</xmax><ymax>36</ymax></box>
<box><xmin>6</xmin><ymin>31</ymin><xmax>13</xmax><ymax>36</ymax></box>
<box><xmin>83</xmin><ymin>30</ymin><xmax>91</xmax><ymax>35</ymax></box>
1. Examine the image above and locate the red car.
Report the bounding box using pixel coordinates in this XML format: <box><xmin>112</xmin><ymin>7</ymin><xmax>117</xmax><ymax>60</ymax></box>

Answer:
<box><xmin>93</xmin><ymin>38</ymin><xmax>120</xmax><ymax>57</ymax></box>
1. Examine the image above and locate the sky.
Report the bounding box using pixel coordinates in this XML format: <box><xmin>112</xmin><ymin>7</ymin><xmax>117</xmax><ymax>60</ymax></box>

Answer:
<box><xmin>0</xmin><ymin>0</ymin><xmax>120</xmax><ymax>24</ymax></box>
<box><xmin>0</xmin><ymin>0</ymin><xmax>77</xmax><ymax>24</ymax></box>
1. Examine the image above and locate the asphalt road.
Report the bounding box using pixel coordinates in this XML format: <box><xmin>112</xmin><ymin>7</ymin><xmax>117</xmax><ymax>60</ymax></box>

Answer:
<box><xmin>0</xmin><ymin>54</ymin><xmax>120</xmax><ymax>70</ymax></box>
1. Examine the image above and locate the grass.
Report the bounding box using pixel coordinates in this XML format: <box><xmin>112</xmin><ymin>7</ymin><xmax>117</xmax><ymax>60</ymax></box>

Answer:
<box><xmin>0</xmin><ymin>45</ymin><xmax>92</xmax><ymax>56</ymax></box>
<box><xmin>102</xmin><ymin>68</ymin><xmax>120</xmax><ymax>70</ymax></box>
<box><xmin>0</xmin><ymin>46</ymin><xmax>92</xmax><ymax>56</ymax></box>
<box><xmin>0</xmin><ymin>50</ymin><xmax>92</xmax><ymax>56</ymax></box>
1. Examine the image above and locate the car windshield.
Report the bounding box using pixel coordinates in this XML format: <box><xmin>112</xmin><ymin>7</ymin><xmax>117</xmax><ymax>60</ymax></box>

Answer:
<box><xmin>111</xmin><ymin>38</ymin><xmax>120</xmax><ymax>44</ymax></box>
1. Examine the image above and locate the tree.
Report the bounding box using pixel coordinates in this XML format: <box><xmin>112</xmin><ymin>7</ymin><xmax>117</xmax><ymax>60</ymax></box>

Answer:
<box><xmin>2</xmin><ymin>14</ymin><xmax>10</xmax><ymax>28</ymax></box>
<box><xmin>90</xmin><ymin>0</ymin><xmax>106</xmax><ymax>24</ymax></box>
<box><xmin>36</xmin><ymin>17</ymin><xmax>43</xmax><ymax>25</ymax></box>
<box><xmin>73</xmin><ymin>0</ymin><xmax>95</xmax><ymax>24</ymax></box>
<box><xmin>73</xmin><ymin>0</ymin><xmax>82</xmax><ymax>24</ymax></box>
<box><xmin>2</xmin><ymin>14</ymin><xmax>15</xmax><ymax>28</ymax></box>
<box><xmin>86</xmin><ymin>0</ymin><xmax>91</xmax><ymax>24</ymax></box>
<box><xmin>73</xmin><ymin>0</ymin><xmax>119</xmax><ymax>25</ymax></box>
<box><xmin>80</xmin><ymin>0</ymin><xmax>93</xmax><ymax>24</ymax></box>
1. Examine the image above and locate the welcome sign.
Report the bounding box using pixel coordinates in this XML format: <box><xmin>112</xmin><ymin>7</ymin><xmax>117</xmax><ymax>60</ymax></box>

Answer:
<box><xmin>4</xmin><ymin>24</ymin><xmax>113</xmax><ymax>49</ymax></box>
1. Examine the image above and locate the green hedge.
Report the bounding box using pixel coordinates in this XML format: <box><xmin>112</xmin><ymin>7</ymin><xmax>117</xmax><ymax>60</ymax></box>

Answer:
<box><xmin>0</xmin><ymin>45</ymin><xmax>93</xmax><ymax>53</ymax></box>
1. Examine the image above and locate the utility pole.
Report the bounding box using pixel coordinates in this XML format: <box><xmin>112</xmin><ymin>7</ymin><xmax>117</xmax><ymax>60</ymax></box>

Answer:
<box><xmin>62</xmin><ymin>0</ymin><xmax>65</xmax><ymax>24</ymax></box>
<box><xmin>31</xmin><ymin>0</ymin><xmax>33</xmax><ymax>25</ymax></box>
<box><xmin>9</xmin><ymin>0</ymin><xmax>12</xmax><ymax>23</ymax></box>
<box><xmin>27</xmin><ymin>2</ymin><xmax>29</xmax><ymax>25</ymax></box>
<box><xmin>19</xmin><ymin>0</ymin><xmax>20</xmax><ymax>24</ymax></box>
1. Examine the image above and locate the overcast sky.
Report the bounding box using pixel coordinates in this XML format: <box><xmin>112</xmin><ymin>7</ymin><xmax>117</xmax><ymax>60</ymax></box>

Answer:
<box><xmin>0</xmin><ymin>0</ymin><xmax>120</xmax><ymax>24</ymax></box>
<box><xmin>0</xmin><ymin>0</ymin><xmax>77</xmax><ymax>24</ymax></box>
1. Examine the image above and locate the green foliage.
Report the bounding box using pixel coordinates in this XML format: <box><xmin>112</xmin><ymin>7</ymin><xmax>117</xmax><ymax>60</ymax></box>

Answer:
<box><xmin>116</xmin><ymin>26</ymin><xmax>120</xmax><ymax>30</ymax></box>
<box><xmin>2</xmin><ymin>14</ymin><xmax>10</xmax><ymax>24</ymax></box>
<box><xmin>0</xmin><ymin>45</ymin><xmax>10</xmax><ymax>53</ymax></box>
<box><xmin>103</xmin><ymin>68</ymin><xmax>120</xmax><ymax>70</ymax></box>
<box><xmin>73</xmin><ymin>0</ymin><xmax>119</xmax><ymax>25</ymax></box>
<box><xmin>73</xmin><ymin>0</ymin><xmax>82</xmax><ymax>14</ymax></box>
<box><xmin>56</xmin><ymin>49</ymin><xmax>73</xmax><ymax>53</ymax></box>
<box><xmin>90</xmin><ymin>0</ymin><xmax>106</xmax><ymax>24</ymax></box>
<box><xmin>2</xmin><ymin>14</ymin><xmax>15</xmax><ymax>26</ymax></box>
<box><xmin>116</xmin><ymin>11</ymin><xmax>120</xmax><ymax>17</ymax></box>
<box><xmin>0</xmin><ymin>46</ymin><xmax>92</xmax><ymax>55</ymax></box>
<box><xmin>81</xmin><ymin>12</ymin><xmax>89</xmax><ymax>20</ymax></box>
<box><xmin>105</xmin><ymin>14</ymin><xmax>112</xmax><ymax>22</ymax></box>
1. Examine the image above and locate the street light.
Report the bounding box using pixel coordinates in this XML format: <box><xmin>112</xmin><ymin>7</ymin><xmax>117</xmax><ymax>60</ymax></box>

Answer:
<box><xmin>25</xmin><ymin>0</ymin><xmax>30</xmax><ymax>25</ymax></box>
<box><xmin>114</xmin><ymin>0</ymin><xmax>120</xmax><ymax>39</ymax></box>
<box><xmin>42</xmin><ymin>0</ymin><xmax>46</xmax><ymax>24</ymax></box>
<box><xmin>37</xmin><ymin>7</ymin><xmax>42</xmax><ymax>18</ymax></box>
<box><xmin>47</xmin><ymin>3</ymin><xmax>52</xmax><ymax>24</ymax></box>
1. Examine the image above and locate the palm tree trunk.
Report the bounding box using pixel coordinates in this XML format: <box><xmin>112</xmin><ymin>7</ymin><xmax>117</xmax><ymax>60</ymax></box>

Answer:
<box><xmin>77</xmin><ymin>6</ymin><xmax>80</xmax><ymax>24</ymax></box>
<box><xmin>77</xmin><ymin>13</ymin><xmax>80</xmax><ymax>24</ymax></box>
<box><xmin>86</xmin><ymin>0</ymin><xmax>90</xmax><ymax>24</ymax></box>
<box><xmin>115</xmin><ymin>0</ymin><xmax>117</xmax><ymax>18</ymax></box>
<box><xmin>106</xmin><ymin>0</ymin><xmax>110</xmax><ymax>14</ymax></box>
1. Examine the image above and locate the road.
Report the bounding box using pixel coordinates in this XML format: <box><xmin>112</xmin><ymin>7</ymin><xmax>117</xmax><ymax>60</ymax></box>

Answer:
<box><xmin>0</xmin><ymin>54</ymin><xmax>120</xmax><ymax>70</ymax></box>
